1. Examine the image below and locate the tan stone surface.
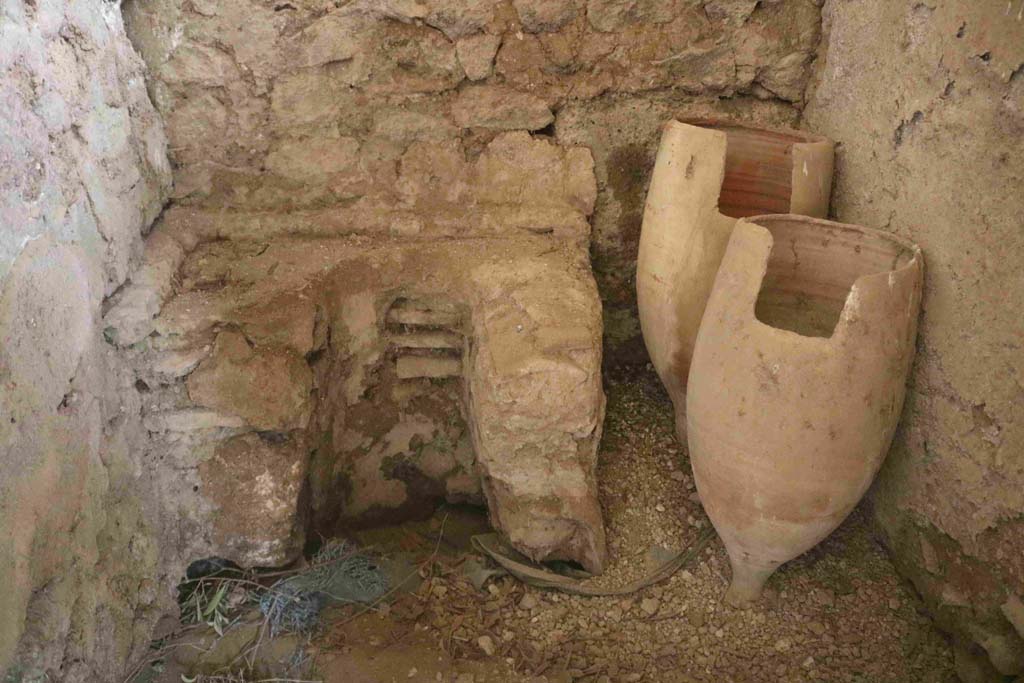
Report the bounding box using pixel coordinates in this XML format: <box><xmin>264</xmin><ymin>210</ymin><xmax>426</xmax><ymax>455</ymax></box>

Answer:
<box><xmin>187</xmin><ymin>330</ymin><xmax>313</xmax><ymax>432</ymax></box>
<box><xmin>451</xmin><ymin>85</ymin><xmax>554</xmax><ymax>130</ymax></box>
<box><xmin>804</xmin><ymin>1</ymin><xmax>1024</xmax><ymax>677</ymax></box>
<box><xmin>139</xmin><ymin>228</ymin><xmax>606</xmax><ymax>572</ymax></box>
<box><xmin>513</xmin><ymin>0</ymin><xmax>577</xmax><ymax>33</ymax></box>
<box><xmin>0</xmin><ymin>0</ymin><xmax>171</xmax><ymax>678</ymax></box>
<box><xmin>467</xmin><ymin>255</ymin><xmax>607</xmax><ymax>572</ymax></box>
<box><xmin>122</xmin><ymin>0</ymin><xmax>823</xmax><ymax>361</ymax></box>
<box><xmin>200</xmin><ymin>432</ymin><xmax>310</xmax><ymax>566</ymax></box>
<box><xmin>456</xmin><ymin>32</ymin><xmax>502</xmax><ymax>80</ymax></box>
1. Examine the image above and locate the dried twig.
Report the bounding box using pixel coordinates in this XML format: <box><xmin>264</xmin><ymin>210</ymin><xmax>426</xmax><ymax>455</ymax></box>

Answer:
<box><xmin>120</xmin><ymin>625</ymin><xmax>203</xmax><ymax>683</ymax></box>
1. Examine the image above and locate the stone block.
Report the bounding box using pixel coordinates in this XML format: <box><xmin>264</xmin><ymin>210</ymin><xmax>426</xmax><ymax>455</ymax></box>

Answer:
<box><xmin>187</xmin><ymin>331</ymin><xmax>313</xmax><ymax>431</ymax></box>
<box><xmin>513</xmin><ymin>0</ymin><xmax>577</xmax><ymax>33</ymax></box>
<box><xmin>456</xmin><ymin>32</ymin><xmax>501</xmax><ymax>80</ymax></box>
<box><xmin>199</xmin><ymin>432</ymin><xmax>310</xmax><ymax>566</ymax></box>
<box><xmin>452</xmin><ymin>86</ymin><xmax>553</xmax><ymax>131</ymax></box>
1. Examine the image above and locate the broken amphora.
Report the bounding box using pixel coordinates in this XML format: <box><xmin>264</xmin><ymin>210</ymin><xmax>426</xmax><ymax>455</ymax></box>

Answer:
<box><xmin>686</xmin><ymin>214</ymin><xmax>924</xmax><ymax>605</ymax></box>
<box><xmin>637</xmin><ymin>120</ymin><xmax>834</xmax><ymax>440</ymax></box>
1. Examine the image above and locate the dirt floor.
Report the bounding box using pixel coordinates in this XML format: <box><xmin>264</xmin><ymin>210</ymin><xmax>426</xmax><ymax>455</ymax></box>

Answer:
<box><xmin>139</xmin><ymin>368</ymin><xmax>956</xmax><ymax>683</ymax></box>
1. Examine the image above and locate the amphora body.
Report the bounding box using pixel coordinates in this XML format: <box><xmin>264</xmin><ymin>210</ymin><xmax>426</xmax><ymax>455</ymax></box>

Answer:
<box><xmin>637</xmin><ymin>121</ymin><xmax>834</xmax><ymax>439</ymax></box>
<box><xmin>686</xmin><ymin>215</ymin><xmax>924</xmax><ymax>605</ymax></box>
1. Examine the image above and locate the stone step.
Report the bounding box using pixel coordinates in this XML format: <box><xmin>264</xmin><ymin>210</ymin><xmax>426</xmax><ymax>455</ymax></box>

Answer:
<box><xmin>386</xmin><ymin>298</ymin><xmax>463</xmax><ymax>328</ymax></box>
<box><xmin>388</xmin><ymin>330</ymin><xmax>464</xmax><ymax>350</ymax></box>
<box><xmin>386</xmin><ymin>308</ymin><xmax>462</xmax><ymax>328</ymax></box>
<box><xmin>395</xmin><ymin>355</ymin><xmax>463</xmax><ymax>379</ymax></box>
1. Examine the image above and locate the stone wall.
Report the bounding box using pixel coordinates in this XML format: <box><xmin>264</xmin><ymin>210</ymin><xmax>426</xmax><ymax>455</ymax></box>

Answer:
<box><xmin>803</xmin><ymin>1</ymin><xmax>1024</xmax><ymax>680</ymax></box>
<box><xmin>122</xmin><ymin>0</ymin><xmax>824</xmax><ymax>361</ymax></box>
<box><xmin>103</xmin><ymin>0</ymin><xmax>826</xmax><ymax>611</ymax></box>
<box><xmin>0</xmin><ymin>0</ymin><xmax>171</xmax><ymax>680</ymax></box>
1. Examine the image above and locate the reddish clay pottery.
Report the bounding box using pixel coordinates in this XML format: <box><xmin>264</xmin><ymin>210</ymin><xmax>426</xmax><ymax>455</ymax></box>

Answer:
<box><xmin>636</xmin><ymin>120</ymin><xmax>834</xmax><ymax>439</ymax></box>
<box><xmin>686</xmin><ymin>215</ymin><xmax>924</xmax><ymax>605</ymax></box>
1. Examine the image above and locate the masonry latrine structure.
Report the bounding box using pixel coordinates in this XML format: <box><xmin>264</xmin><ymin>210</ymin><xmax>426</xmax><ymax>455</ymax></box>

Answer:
<box><xmin>1</xmin><ymin>1</ymin><xmax>1021</xmax><ymax>682</ymax></box>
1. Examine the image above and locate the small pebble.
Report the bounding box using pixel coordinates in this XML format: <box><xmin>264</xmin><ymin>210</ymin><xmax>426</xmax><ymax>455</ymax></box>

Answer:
<box><xmin>477</xmin><ymin>635</ymin><xmax>496</xmax><ymax>656</ymax></box>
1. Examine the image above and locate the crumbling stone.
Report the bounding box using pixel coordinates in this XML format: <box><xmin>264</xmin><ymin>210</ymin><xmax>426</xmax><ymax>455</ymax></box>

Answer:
<box><xmin>586</xmin><ymin>0</ymin><xmax>674</xmax><ymax>32</ymax></box>
<box><xmin>456</xmin><ymin>32</ymin><xmax>502</xmax><ymax>80</ymax></box>
<box><xmin>468</xmin><ymin>255</ymin><xmax>607</xmax><ymax>572</ymax></box>
<box><xmin>0</xmin><ymin>0</ymin><xmax>170</xmax><ymax>678</ymax></box>
<box><xmin>187</xmin><ymin>331</ymin><xmax>313</xmax><ymax>431</ymax></box>
<box><xmin>230</xmin><ymin>296</ymin><xmax>317</xmax><ymax>356</ymax></box>
<box><xmin>143</xmin><ymin>408</ymin><xmax>247</xmax><ymax>433</ymax></box>
<box><xmin>296</xmin><ymin>11</ymin><xmax>363</xmax><ymax>68</ymax></box>
<box><xmin>473</xmin><ymin>132</ymin><xmax>597</xmax><ymax>215</ymax></box>
<box><xmin>424</xmin><ymin>0</ymin><xmax>495</xmax><ymax>39</ymax></box>
<box><xmin>161</xmin><ymin>43</ymin><xmax>239</xmax><ymax>87</ymax></box>
<box><xmin>270</xmin><ymin>69</ymin><xmax>362</xmax><ymax>127</ymax></box>
<box><xmin>265</xmin><ymin>137</ymin><xmax>361</xmax><ymax>183</ymax></box>
<box><xmin>373</xmin><ymin>108</ymin><xmax>460</xmax><ymax>141</ymax></box>
<box><xmin>367</xmin><ymin>22</ymin><xmax>462</xmax><ymax>94</ymax></box>
<box><xmin>758</xmin><ymin>51</ymin><xmax>814</xmax><ymax>101</ymax></box>
<box><xmin>200</xmin><ymin>432</ymin><xmax>310</xmax><ymax>566</ymax></box>
<box><xmin>141</xmin><ymin>220</ymin><xmax>606</xmax><ymax>572</ymax></box>
<box><xmin>124</xmin><ymin>0</ymin><xmax>822</xmax><ymax>332</ymax></box>
<box><xmin>451</xmin><ymin>85</ymin><xmax>554</xmax><ymax>130</ymax></box>
<box><xmin>702</xmin><ymin>0</ymin><xmax>759</xmax><ymax>26</ymax></box>
<box><xmin>513</xmin><ymin>0</ymin><xmax>577</xmax><ymax>33</ymax></box>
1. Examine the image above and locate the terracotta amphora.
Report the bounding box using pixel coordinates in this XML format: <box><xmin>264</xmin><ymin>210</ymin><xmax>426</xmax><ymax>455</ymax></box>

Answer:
<box><xmin>686</xmin><ymin>215</ymin><xmax>924</xmax><ymax>605</ymax></box>
<box><xmin>637</xmin><ymin>120</ymin><xmax>833</xmax><ymax>440</ymax></box>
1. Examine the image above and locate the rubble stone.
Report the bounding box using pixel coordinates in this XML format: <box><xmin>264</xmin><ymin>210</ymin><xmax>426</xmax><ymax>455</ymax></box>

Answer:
<box><xmin>200</xmin><ymin>432</ymin><xmax>310</xmax><ymax>566</ymax></box>
<box><xmin>456</xmin><ymin>33</ymin><xmax>502</xmax><ymax>80</ymax></box>
<box><xmin>187</xmin><ymin>331</ymin><xmax>313</xmax><ymax>431</ymax></box>
<box><xmin>424</xmin><ymin>0</ymin><xmax>495</xmax><ymax>39</ymax></box>
<box><xmin>586</xmin><ymin>0</ymin><xmax>674</xmax><ymax>33</ymax></box>
<box><xmin>124</xmin><ymin>0</ymin><xmax>822</xmax><ymax>362</ymax></box>
<box><xmin>513</xmin><ymin>0</ymin><xmax>577</xmax><ymax>33</ymax></box>
<box><xmin>143</xmin><ymin>222</ymin><xmax>606</xmax><ymax>572</ymax></box>
<box><xmin>702</xmin><ymin>0</ymin><xmax>759</xmax><ymax>25</ymax></box>
<box><xmin>451</xmin><ymin>86</ymin><xmax>554</xmax><ymax>130</ymax></box>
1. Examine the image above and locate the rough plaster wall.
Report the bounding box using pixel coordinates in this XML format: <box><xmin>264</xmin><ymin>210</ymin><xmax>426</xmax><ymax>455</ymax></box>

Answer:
<box><xmin>0</xmin><ymin>0</ymin><xmax>171</xmax><ymax>680</ymax></box>
<box><xmin>121</xmin><ymin>0</ymin><xmax>824</xmax><ymax>361</ymax></box>
<box><xmin>803</xmin><ymin>1</ymin><xmax>1024</xmax><ymax>679</ymax></box>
